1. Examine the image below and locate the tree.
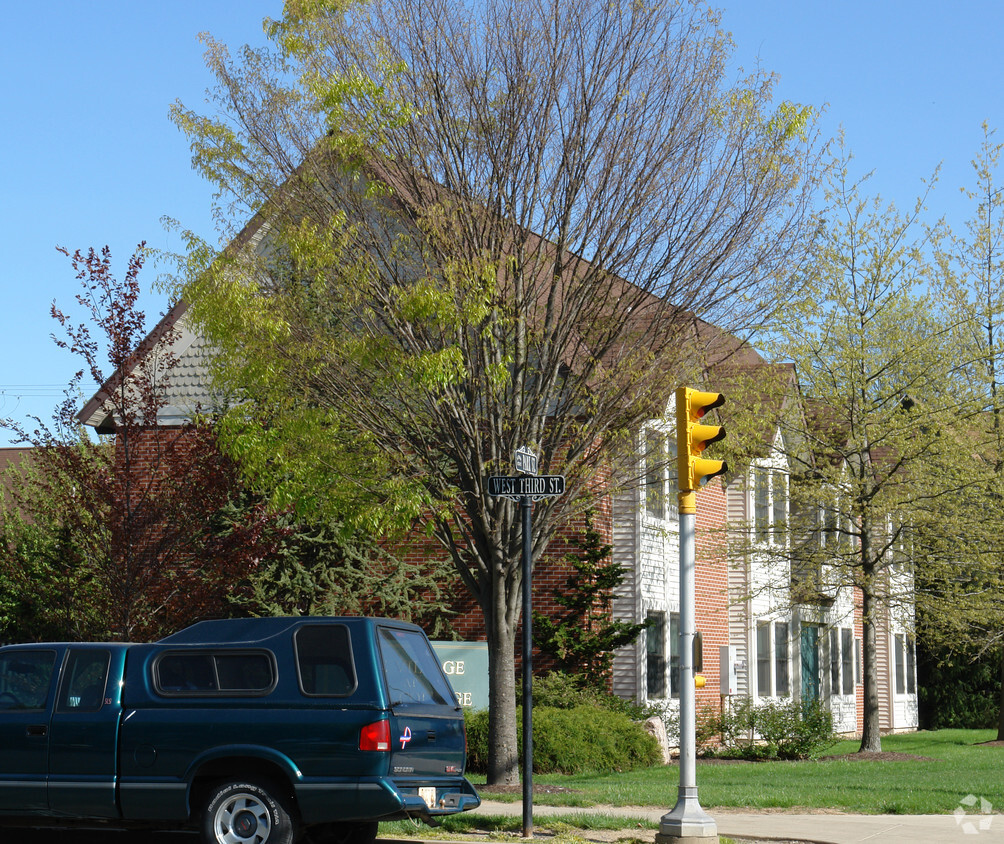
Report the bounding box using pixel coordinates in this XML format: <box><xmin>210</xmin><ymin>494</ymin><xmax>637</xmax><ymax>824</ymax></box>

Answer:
<box><xmin>234</xmin><ymin>514</ymin><xmax>454</xmax><ymax>634</ymax></box>
<box><xmin>762</xmin><ymin>148</ymin><xmax>970</xmax><ymax>752</ymax></box>
<box><xmin>930</xmin><ymin>123</ymin><xmax>1004</xmax><ymax>739</ymax></box>
<box><xmin>171</xmin><ymin>0</ymin><xmax>817</xmax><ymax>783</ymax></box>
<box><xmin>0</xmin><ymin>446</ymin><xmax>106</xmax><ymax>642</ymax></box>
<box><xmin>0</xmin><ymin>246</ymin><xmax>287</xmax><ymax>641</ymax></box>
<box><xmin>532</xmin><ymin>511</ymin><xmax>648</xmax><ymax>687</ymax></box>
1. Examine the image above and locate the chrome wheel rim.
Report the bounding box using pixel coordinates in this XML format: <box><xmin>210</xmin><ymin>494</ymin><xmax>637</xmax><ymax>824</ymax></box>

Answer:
<box><xmin>213</xmin><ymin>791</ymin><xmax>272</xmax><ymax>843</ymax></box>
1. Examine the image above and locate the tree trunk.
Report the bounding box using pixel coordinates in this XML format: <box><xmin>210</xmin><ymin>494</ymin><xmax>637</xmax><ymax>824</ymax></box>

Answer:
<box><xmin>858</xmin><ymin>586</ymin><xmax>882</xmax><ymax>753</ymax></box>
<box><xmin>485</xmin><ymin>583</ymin><xmax>520</xmax><ymax>785</ymax></box>
<box><xmin>997</xmin><ymin>647</ymin><xmax>1004</xmax><ymax>741</ymax></box>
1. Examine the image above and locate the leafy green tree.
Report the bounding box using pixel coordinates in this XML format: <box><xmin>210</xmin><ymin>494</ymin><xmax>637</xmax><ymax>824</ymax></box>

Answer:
<box><xmin>170</xmin><ymin>0</ymin><xmax>817</xmax><ymax>783</ymax></box>
<box><xmin>0</xmin><ymin>448</ymin><xmax>107</xmax><ymax>642</ymax></box>
<box><xmin>533</xmin><ymin>512</ymin><xmax>648</xmax><ymax>687</ymax></box>
<box><xmin>929</xmin><ymin>122</ymin><xmax>1004</xmax><ymax>739</ymax></box>
<box><xmin>762</xmin><ymin>146</ymin><xmax>969</xmax><ymax>752</ymax></box>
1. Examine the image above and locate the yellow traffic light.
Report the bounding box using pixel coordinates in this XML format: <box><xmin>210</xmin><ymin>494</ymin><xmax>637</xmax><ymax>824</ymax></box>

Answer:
<box><xmin>695</xmin><ymin>674</ymin><xmax>706</xmax><ymax>689</ymax></box>
<box><xmin>676</xmin><ymin>386</ymin><xmax>728</xmax><ymax>513</ymax></box>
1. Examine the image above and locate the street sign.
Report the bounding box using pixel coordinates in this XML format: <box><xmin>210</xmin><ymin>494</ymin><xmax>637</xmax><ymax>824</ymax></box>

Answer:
<box><xmin>487</xmin><ymin>475</ymin><xmax>565</xmax><ymax>500</ymax></box>
<box><xmin>514</xmin><ymin>446</ymin><xmax>538</xmax><ymax>476</ymax></box>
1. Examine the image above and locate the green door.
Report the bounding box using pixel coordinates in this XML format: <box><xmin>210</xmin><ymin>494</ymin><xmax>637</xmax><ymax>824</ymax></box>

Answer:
<box><xmin>800</xmin><ymin>625</ymin><xmax>820</xmax><ymax>703</ymax></box>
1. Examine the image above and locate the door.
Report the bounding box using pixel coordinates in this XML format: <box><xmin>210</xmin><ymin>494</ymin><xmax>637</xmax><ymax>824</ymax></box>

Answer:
<box><xmin>48</xmin><ymin>647</ymin><xmax>122</xmax><ymax>818</ymax></box>
<box><xmin>378</xmin><ymin>626</ymin><xmax>466</xmax><ymax>784</ymax></box>
<box><xmin>800</xmin><ymin>624</ymin><xmax>820</xmax><ymax>704</ymax></box>
<box><xmin>0</xmin><ymin>648</ymin><xmax>59</xmax><ymax>813</ymax></box>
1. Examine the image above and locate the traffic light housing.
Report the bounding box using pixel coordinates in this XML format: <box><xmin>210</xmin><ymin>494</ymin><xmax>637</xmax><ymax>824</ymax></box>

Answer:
<box><xmin>676</xmin><ymin>386</ymin><xmax>728</xmax><ymax>513</ymax></box>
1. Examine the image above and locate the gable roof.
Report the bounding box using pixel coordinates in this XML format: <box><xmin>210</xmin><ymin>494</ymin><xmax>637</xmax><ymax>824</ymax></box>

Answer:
<box><xmin>78</xmin><ymin>152</ymin><xmax>782</xmax><ymax>434</ymax></box>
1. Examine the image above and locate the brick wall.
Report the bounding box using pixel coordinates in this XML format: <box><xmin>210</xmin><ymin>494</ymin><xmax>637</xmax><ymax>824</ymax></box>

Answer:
<box><xmin>694</xmin><ymin>481</ymin><xmax>729</xmax><ymax>710</ymax></box>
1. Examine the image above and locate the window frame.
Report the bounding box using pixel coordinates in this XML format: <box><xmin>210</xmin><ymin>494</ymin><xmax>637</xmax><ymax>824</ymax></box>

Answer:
<box><xmin>154</xmin><ymin>649</ymin><xmax>278</xmax><ymax>698</ymax></box>
<box><xmin>669</xmin><ymin>612</ymin><xmax>681</xmax><ymax>699</ymax></box>
<box><xmin>774</xmin><ymin>622</ymin><xmax>790</xmax><ymax>697</ymax></box>
<box><xmin>294</xmin><ymin>623</ymin><xmax>358</xmax><ymax>698</ymax></box>
<box><xmin>57</xmin><ymin>649</ymin><xmax>111</xmax><ymax>712</ymax></box>
<box><xmin>752</xmin><ymin>465</ymin><xmax>789</xmax><ymax>547</ymax></box>
<box><xmin>893</xmin><ymin>633</ymin><xmax>916</xmax><ymax>696</ymax></box>
<box><xmin>644</xmin><ymin>430</ymin><xmax>678</xmax><ymax>522</ymax></box>
<box><xmin>0</xmin><ymin>649</ymin><xmax>57</xmax><ymax>711</ymax></box>
<box><xmin>646</xmin><ymin>611</ymin><xmax>667</xmax><ymax>699</ymax></box>
<box><xmin>756</xmin><ymin>622</ymin><xmax>772</xmax><ymax>697</ymax></box>
<box><xmin>840</xmin><ymin>628</ymin><xmax>854</xmax><ymax>695</ymax></box>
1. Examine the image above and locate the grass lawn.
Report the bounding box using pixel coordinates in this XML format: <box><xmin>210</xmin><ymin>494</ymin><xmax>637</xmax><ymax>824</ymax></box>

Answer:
<box><xmin>471</xmin><ymin>730</ymin><xmax>1004</xmax><ymax>815</ymax></box>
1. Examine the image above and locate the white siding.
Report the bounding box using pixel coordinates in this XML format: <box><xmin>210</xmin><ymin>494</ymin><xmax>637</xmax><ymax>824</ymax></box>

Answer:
<box><xmin>612</xmin><ymin>485</ymin><xmax>642</xmax><ymax>700</ymax></box>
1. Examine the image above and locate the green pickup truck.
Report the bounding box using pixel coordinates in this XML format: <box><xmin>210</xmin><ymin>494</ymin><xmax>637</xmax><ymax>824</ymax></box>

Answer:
<box><xmin>0</xmin><ymin>616</ymin><xmax>480</xmax><ymax>843</ymax></box>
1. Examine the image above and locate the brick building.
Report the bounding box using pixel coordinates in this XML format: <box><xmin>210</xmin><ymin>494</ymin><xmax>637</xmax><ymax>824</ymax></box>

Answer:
<box><xmin>79</xmin><ymin>300</ymin><xmax>918</xmax><ymax>738</ymax></box>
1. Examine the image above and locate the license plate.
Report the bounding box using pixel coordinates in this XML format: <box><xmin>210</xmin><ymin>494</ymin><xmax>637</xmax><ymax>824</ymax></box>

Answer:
<box><xmin>419</xmin><ymin>787</ymin><xmax>437</xmax><ymax>809</ymax></box>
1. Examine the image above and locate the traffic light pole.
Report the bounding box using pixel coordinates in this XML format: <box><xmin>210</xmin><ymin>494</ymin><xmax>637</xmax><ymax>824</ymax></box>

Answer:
<box><xmin>657</xmin><ymin>502</ymin><xmax>717</xmax><ymax>843</ymax></box>
<box><xmin>659</xmin><ymin>386</ymin><xmax>720</xmax><ymax>844</ymax></box>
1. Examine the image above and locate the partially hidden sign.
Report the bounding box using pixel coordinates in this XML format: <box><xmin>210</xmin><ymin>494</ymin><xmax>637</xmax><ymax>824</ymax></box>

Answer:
<box><xmin>431</xmin><ymin>641</ymin><xmax>489</xmax><ymax>709</ymax></box>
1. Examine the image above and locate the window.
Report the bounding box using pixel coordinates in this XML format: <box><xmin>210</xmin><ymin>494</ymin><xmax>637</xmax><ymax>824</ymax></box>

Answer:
<box><xmin>829</xmin><ymin>629</ymin><xmax>840</xmax><ymax>689</ymax></box>
<box><xmin>822</xmin><ymin>506</ymin><xmax>838</xmax><ymax>547</ymax></box>
<box><xmin>754</xmin><ymin>469</ymin><xmax>770</xmax><ymax>542</ymax></box>
<box><xmin>645</xmin><ymin>433</ymin><xmax>678</xmax><ymax>520</ymax></box>
<box><xmin>377</xmin><ymin>626</ymin><xmax>455</xmax><ymax>707</ymax></box>
<box><xmin>772</xmin><ymin>472</ymin><xmax>787</xmax><ymax>539</ymax></box>
<box><xmin>58</xmin><ymin>649</ymin><xmax>110</xmax><ymax>712</ymax></box>
<box><xmin>156</xmin><ymin>651</ymin><xmax>276</xmax><ymax>695</ymax></box>
<box><xmin>0</xmin><ymin>650</ymin><xmax>56</xmax><ymax>710</ymax></box>
<box><xmin>756</xmin><ymin>622</ymin><xmax>771</xmax><ymax>696</ymax></box>
<box><xmin>296</xmin><ymin>624</ymin><xmax>357</xmax><ymax>697</ymax></box>
<box><xmin>756</xmin><ymin>622</ymin><xmax>790</xmax><ymax>697</ymax></box>
<box><xmin>855</xmin><ymin>637</ymin><xmax>862</xmax><ymax>685</ymax></box>
<box><xmin>646</xmin><ymin>432</ymin><xmax>666</xmax><ymax>519</ymax></box>
<box><xmin>774</xmin><ymin>622</ymin><xmax>790</xmax><ymax>696</ymax></box>
<box><xmin>895</xmin><ymin>634</ymin><xmax>906</xmax><ymax>695</ymax></box>
<box><xmin>894</xmin><ymin>633</ymin><xmax>916</xmax><ymax>696</ymax></box>
<box><xmin>669</xmin><ymin>613</ymin><xmax>681</xmax><ymax>699</ymax></box>
<box><xmin>646</xmin><ymin>612</ymin><xmax>666</xmax><ymax>698</ymax></box>
<box><xmin>216</xmin><ymin>653</ymin><xmax>274</xmax><ymax>691</ymax></box>
<box><xmin>841</xmin><ymin>628</ymin><xmax>854</xmax><ymax>695</ymax></box>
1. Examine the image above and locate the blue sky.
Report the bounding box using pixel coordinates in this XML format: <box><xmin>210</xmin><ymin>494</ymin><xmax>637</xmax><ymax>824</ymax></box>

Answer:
<box><xmin>2</xmin><ymin>1</ymin><xmax>1002</xmax><ymax>445</ymax></box>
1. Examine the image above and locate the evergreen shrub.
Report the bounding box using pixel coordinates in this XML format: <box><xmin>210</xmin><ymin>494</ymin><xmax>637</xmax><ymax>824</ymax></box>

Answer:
<box><xmin>464</xmin><ymin>704</ymin><xmax>662</xmax><ymax>774</ymax></box>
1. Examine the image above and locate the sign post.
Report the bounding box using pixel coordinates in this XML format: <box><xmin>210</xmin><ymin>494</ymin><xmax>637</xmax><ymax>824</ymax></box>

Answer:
<box><xmin>486</xmin><ymin>449</ymin><xmax>564</xmax><ymax>839</ymax></box>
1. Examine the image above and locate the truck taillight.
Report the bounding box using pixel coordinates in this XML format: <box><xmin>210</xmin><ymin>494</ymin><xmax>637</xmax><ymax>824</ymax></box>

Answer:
<box><xmin>359</xmin><ymin>720</ymin><xmax>391</xmax><ymax>752</ymax></box>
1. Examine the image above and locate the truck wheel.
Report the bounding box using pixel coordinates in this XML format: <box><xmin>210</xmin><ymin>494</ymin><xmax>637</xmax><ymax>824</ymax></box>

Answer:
<box><xmin>202</xmin><ymin>780</ymin><xmax>296</xmax><ymax>844</ymax></box>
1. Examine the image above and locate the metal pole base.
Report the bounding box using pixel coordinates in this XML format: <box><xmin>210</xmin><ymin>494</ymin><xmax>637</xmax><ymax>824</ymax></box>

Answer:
<box><xmin>656</xmin><ymin>787</ymin><xmax>718</xmax><ymax>844</ymax></box>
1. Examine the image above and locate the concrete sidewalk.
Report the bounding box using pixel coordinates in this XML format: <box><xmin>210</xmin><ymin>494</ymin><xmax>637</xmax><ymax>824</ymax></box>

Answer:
<box><xmin>475</xmin><ymin>798</ymin><xmax>1000</xmax><ymax>843</ymax></box>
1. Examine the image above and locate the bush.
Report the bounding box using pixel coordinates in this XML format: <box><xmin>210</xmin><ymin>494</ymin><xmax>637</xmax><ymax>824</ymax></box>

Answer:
<box><xmin>464</xmin><ymin>704</ymin><xmax>662</xmax><ymax>774</ymax></box>
<box><xmin>699</xmin><ymin>697</ymin><xmax>836</xmax><ymax>760</ymax></box>
<box><xmin>519</xmin><ymin>671</ymin><xmax>663</xmax><ymax>721</ymax></box>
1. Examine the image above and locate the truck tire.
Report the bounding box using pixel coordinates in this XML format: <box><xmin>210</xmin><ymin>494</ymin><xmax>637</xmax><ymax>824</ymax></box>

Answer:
<box><xmin>202</xmin><ymin>780</ymin><xmax>296</xmax><ymax>844</ymax></box>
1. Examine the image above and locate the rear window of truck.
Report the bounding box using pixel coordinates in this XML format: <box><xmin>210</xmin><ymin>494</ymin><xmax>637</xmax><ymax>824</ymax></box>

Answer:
<box><xmin>294</xmin><ymin>624</ymin><xmax>357</xmax><ymax>696</ymax></box>
<box><xmin>377</xmin><ymin>626</ymin><xmax>455</xmax><ymax>707</ymax></box>
<box><xmin>154</xmin><ymin>651</ymin><xmax>276</xmax><ymax>695</ymax></box>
